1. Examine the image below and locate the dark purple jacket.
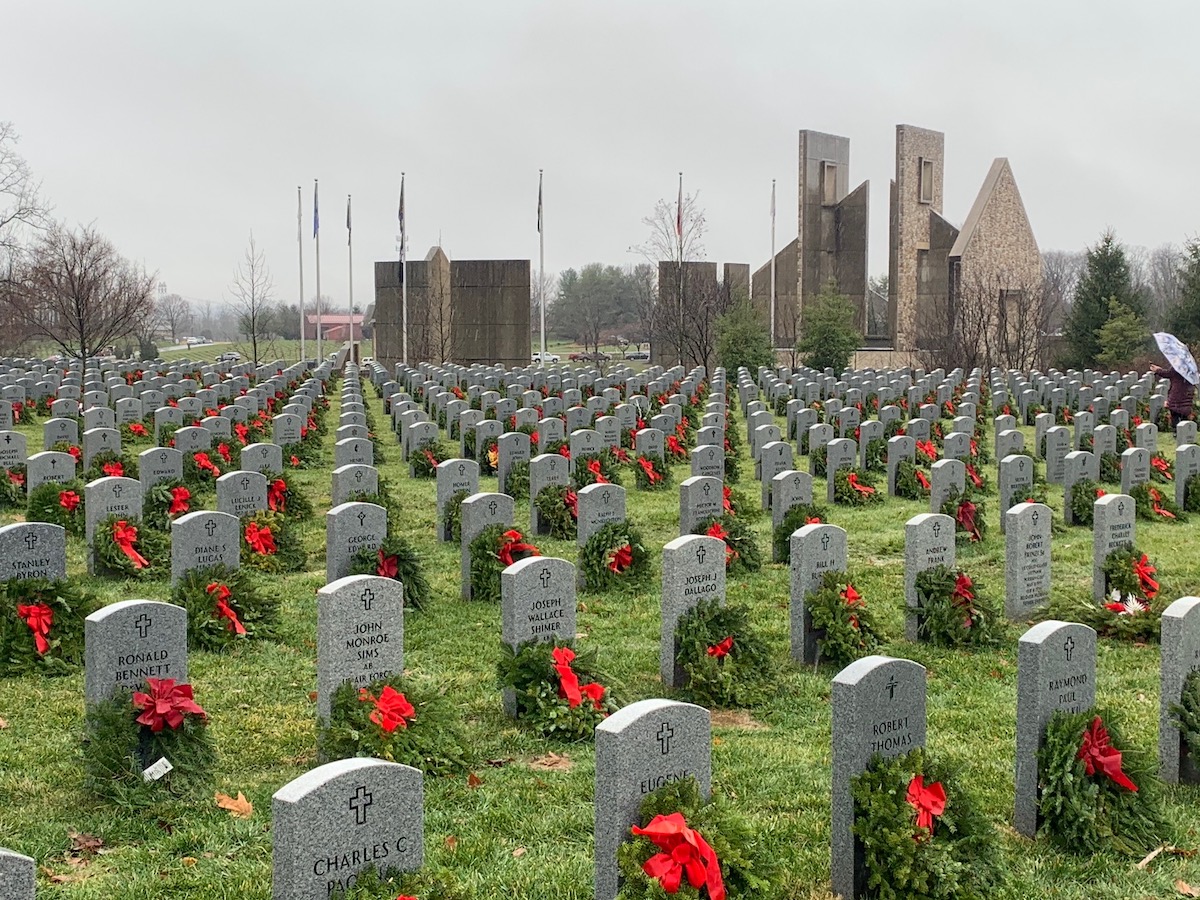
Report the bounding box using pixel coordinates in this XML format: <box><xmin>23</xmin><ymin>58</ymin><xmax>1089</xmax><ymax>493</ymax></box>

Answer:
<box><xmin>1165</xmin><ymin>368</ymin><xmax>1196</xmax><ymax>415</ymax></box>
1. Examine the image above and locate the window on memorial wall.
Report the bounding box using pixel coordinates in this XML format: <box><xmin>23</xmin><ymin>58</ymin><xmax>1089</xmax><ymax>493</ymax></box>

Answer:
<box><xmin>821</xmin><ymin>161</ymin><xmax>838</xmax><ymax>206</ymax></box>
<box><xmin>918</xmin><ymin>158</ymin><xmax>934</xmax><ymax>204</ymax></box>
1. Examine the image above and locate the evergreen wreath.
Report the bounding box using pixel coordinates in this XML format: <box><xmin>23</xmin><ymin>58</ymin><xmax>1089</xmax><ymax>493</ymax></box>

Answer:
<box><xmin>963</xmin><ymin>461</ymin><xmax>989</xmax><ymax>493</ymax></box>
<box><xmin>851</xmin><ymin>748</ymin><xmax>998</xmax><ymax>900</ymax></box>
<box><xmin>496</xmin><ymin>638</ymin><xmax>618</xmax><ymax>741</ymax></box>
<box><xmin>350</xmin><ymin>535</ymin><xmax>432</xmax><ymax>612</ymax></box>
<box><xmin>504</xmin><ymin>458</ymin><xmax>530</xmax><ymax>499</ymax></box>
<box><xmin>723</xmin><ymin>439</ymin><xmax>741</xmax><ymax>482</ymax></box>
<box><xmin>26</xmin><ymin>479</ymin><xmax>85</xmax><ymax>536</ymax></box>
<box><xmin>865</xmin><ymin>437</ymin><xmax>888</xmax><ymax>473</ymax></box>
<box><xmin>479</xmin><ymin>436</ymin><xmax>498</xmax><ymax>475</ymax></box>
<box><xmin>1037</xmin><ymin>708</ymin><xmax>1163</xmax><ymax>855</ymax></box>
<box><xmin>673</xmin><ymin>599</ymin><xmax>774</xmax><ymax>709</ymax></box>
<box><xmin>1068</xmin><ymin>480</ymin><xmax>1103</xmax><ymax>527</ymax></box>
<box><xmin>93</xmin><ymin>514</ymin><xmax>169</xmax><ymax>579</ymax></box>
<box><xmin>616</xmin><ymin>776</ymin><xmax>775</xmax><ymax>900</ymax></box>
<box><xmin>182</xmin><ymin>450</ymin><xmax>222</xmax><ymax>495</ymax></box>
<box><xmin>84</xmin><ymin>449</ymin><xmax>139</xmax><ymax>482</ymax></box>
<box><xmin>771</xmin><ymin>503</ymin><xmax>827</xmax><ymax>564</ymax></box>
<box><xmin>533</xmin><ymin>484</ymin><xmax>578</xmax><ymax>540</ymax></box>
<box><xmin>410</xmin><ymin>439</ymin><xmax>442</xmax><ymax>479</ymax></box>
<box><xmin>468</xmin><ymin>524</ymin><xmax>541</xmax><ymax>603</ymax></box>
<box><xmin>0</xmin><ymin>577</ymin><xmax>94</xmax><ymax>676</ymax></box>
<box><xmin>721</xmin><ymin>486</ymin><xmax>747</xmax><ymax>518</ymax></box>
<box><xmin>82</xmin><ymin>681</ymin><xmax>215</xmax><ymax>806</ymax></box>
<box><xmin>1170</xmin><ymin>670</ymin><xmax>1200</xmax><ymax>764</ymax></box>
<box><xmin>262</xmin><ymin>470</ymin><xmax>314</xmax><ymax>521</ymax></box>
<box><xmin>544</xmin><ymin>438</ymin><xmax>569</xmax><ymax>459</ymax></box>
<box><xmin>939</xmin><ymin>487</ymin><xmax>987</xmax><ymax>543</ymax></box>
<box><xmin>318</xmin><ymin>674</ymin><xmax>470</xmax><ymax>777</ymax></box>
<box><xmin>573</xmin><ymin>450</ymin><xmax>623</xmax><ymax>488</ymax></box>
<box><xmin>1150</xmin><ymin>452</ymin><xmax>1174</xmax><ymax>484</ymax></box>
<box><xmin>1102</xmin><ymin>545</ymin><xmax>1160</xmax><ymax>606</ymax></box>
<box><xmin>1077</xmin><ymin>546</ymin><xmax>1164</xmax><ymax>641</ymax></box>
<box><xmin>281</xmin><ymin>438</ymin><xmax>321</xmax><ymax>469</ymax></box>
<box><xmin>894</xmin><ymin>458</ymin><xmax>931</xmax><ymax>500</ymax></box>
<box><xmin>170</xmin><ymin>564</ymin><xmax>278</xmax><ymax>651</ymax></box>
<box><xmin>833</xmin><ymin>467</ymin><xmax>883</xmax><ymax>506</ymax></box>
<box><xmin>914</xmin><ymin>566</ymin><xmax>1000</xmax><ymax>647</ymax></box>
<box><xmin>241</xmin><ymin>510</ymin><xmax>307</xmax><ymax>574</ymax></box>
<box><xmin>329</xmin><ymin>864</ymin><xmax>474</xmax><ymax>900</ymax></box>
<box><xmin>806</xmin><ymin>570</ymin><xmax>884</xmax><ymax>667</ymax></box>
<box><xmin>810</xmin><ymin>445</ymin><xmax>828</xmax><ymax>477</ymax></box>
<box><xmin>1129</xmin><ymin>482</ymin><xmax>1185</xmax><ymax>523</ymax></box>
<box><xmin>1188</xmin><ymin>474</ymin><xmax>1200</xmax><ymax>514</ymax></box>
<box><xmin>579</xmin><ymin>521</ymin><xmax>650</xmax><ymax>592</ymax></box>
<box><xmin>0</xmin><ymin>464</ymin><xmax>26</xmax><ymax>509</ymax></box>
<box><xmin>141</xmin><ymin>480</ymin><xmax>193</xmax><ymax>532</ymax></box>
<box><xmin>442</xmin><ymin>489</ymin><xmax>469</xmax><ymax>543</ymax></box>
<box><xmin>633</xmin><ymin>453</ymin><xmax>671</xmax><ymax>491</ymax></box>
<box><xmin>694</xmin><ymin>515</ymin><xmax>761</xmax><ymax>575</ymax></box>
<box><xmin>121</xmin><ymin>421</ymin><xmax>152</xmax><ymax>443</ymax></box>
<box><xmin>1099</xmin><ymin>452</ymin><xmax>1122</xmax><ymax>484</ymax></box>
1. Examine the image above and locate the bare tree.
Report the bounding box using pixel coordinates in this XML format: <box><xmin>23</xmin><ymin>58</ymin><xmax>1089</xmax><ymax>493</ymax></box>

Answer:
<box><xmin>1041</xmin><ymin>249</ymin><xmax>1085</xmax><ymax>336</ymax></box>
<box><xmin>625</xmin><ymin>262</ymin><xmax>656</xmax><ymax>350</ymax></box>
<box><xmin>632</xmin><ymin>190</ymin><xmax>707</xmax><ymax>366</ymax></box>
<box><xmin>1146</xmin><ymin>243</ymin><xmax>1184</xmax><ymax>329</ymax></box>
<box><xmin>228</xmin><ymin>232</ymin><xmax>276</xmax><ymax>366</ymax></box>
<box><xmin>157</xmin><ymin>293</ymin><xmax>193</xmax><ymax>343</ymax></box>
<box><xmin>0</xmin><ymin>122</ymin><xmax>51</xmax><ymax>282</ymax></box>
<box><xmin>4</xmin><ymin>224</ymin><xmax>156</xmax><ymax>360</ymax></box>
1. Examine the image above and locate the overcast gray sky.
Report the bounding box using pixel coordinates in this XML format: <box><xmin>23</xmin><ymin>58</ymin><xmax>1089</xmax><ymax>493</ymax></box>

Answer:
<box><xmin>6</xmin><ymin>0</ymin><xmax>1198</xmax><ymax>311</ymax></box>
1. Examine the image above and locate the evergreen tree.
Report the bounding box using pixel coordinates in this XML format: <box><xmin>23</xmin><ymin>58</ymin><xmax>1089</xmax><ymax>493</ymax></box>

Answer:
<box><xmin>798</xmin><ymin>279</ymin><xmax>862</xmax><ymax>372</ymax></box>
<box><xmin>1169</xmin><ymin>239</ymin><xmax>1200</xmax><ymax>347</ymax></box>
<box><xmin>1096</xmin><ymin>299</ymin><xmax>1149</xmax><ymax>371</ymax></box>
<box><xmin>1061</xmin><ymin>231</ymin><xmax>1145</xmax><ymax>369</ymax></box>
<box><xmin>716</xmin><ymin>299</ymin><xmax>773</xmax><ymax>373</ymax></box>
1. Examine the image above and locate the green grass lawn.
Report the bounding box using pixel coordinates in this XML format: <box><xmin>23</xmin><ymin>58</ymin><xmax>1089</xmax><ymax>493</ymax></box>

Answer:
<box><xmin>1</xmin><ymin>385</ymin><xmax>1200</xmax><ymax>898</ymax></box>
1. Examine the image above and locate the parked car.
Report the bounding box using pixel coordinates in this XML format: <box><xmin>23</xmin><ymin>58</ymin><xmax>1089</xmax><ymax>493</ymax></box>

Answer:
<box><xmin>626</xmin><ymin>350</ymin><xmax>650</xmax><ymax>361</ymax></box>
<box><xmin>217</xmin><ymin>351</ymin><xmax>241</xmax><ymax>362</ymax></box>
<box><xmin>532</xmin><ymin>351</ymin><xmax>560</xmax><ymax>364</ymax></box>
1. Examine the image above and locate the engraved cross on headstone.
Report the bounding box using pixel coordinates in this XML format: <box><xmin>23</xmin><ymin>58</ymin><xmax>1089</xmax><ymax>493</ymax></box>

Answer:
<box><xmin>349</xmin><ymin>785</ymin><xmax>373</xmax><ymax>825</ymax></box>
<box><xmin>357</xmin><ymin>511</ymin><xmax>367</xmax><ymax>527</ymax></box>
<box><xmin>657</xmin><ymin>723</ymin><xmax>674</xmax><ymax>755</ymax></box>
<box><xmin>24</xmin><ymin>533</ymin><xmax>37</xmax><ymax>550</ymax></box>
<box><xmin>821</xmin><ymin>533</ymin><xmax>830</xmax><ymax>551</ymax></box>
<box><xmin>360</xmin><ymin>589</ymin><xmax>374</xmax><ymax>611</ymax></box>
<box><xmin>932</xmin><ymin>521</ymin><xmax>942</xmax><ymax>537</ymax></box>
<box><xmin>696</xmin><ymin>545</ymin><xmax>706</xmax><ymax>565</ymax></box>
<box><xmin>241</xmin><ymin>476</ymin><xmax>250</xmax><ymax>490</ymax></box>
<box><xmin>702</xmin><ymin>482</ymin><xmax>711</xmax><ymax>496</ymax></box>
<box><xmin>488</xmin><ymin>500</ymin><xmax>498</xmax><ymax>516</ymax></box>
<box><xmin>134</xmin><ymin>614</ymin><xmax>152</xmax><ymax>638</ymax></box>
<box><xmin>354</xmin><ymin>471</ymin><xmax>363</xmax><ymax>483</ymax></box>
<box><xmin>1064</xmin><ymin>636</ymin><xmax>1075</xmax><ymax>661</ymax></box>
<box><xmin>538</xmin><ymin>567</ymin><xmax>552</xmax><ymax>588</ymax></box>
<box><xmin>204</xmin><ymin>520</ymin><xmax>217</xmax><ymax>537</ymax></box>
<box><xmin>885</xmin><ymin>676</ymin><xmax>899</xmax><ymax>699</ymax></box>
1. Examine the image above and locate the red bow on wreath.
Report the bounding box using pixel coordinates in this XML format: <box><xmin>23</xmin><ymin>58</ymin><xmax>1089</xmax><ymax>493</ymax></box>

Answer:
<box><xmin>564</xmin><ymin>489</ymin><xmax>578</xmax><ymax>520</ymax></box>
<box><xmin>112</xmin><ymin>520</ymin><xmax>149</xmax><ymax>569</ymax></box>
<box><xmin>360</xmin><ymin>685</ymin><xmax>415</xmax><ymax>733</ymax></box>
<box><xmin>59</xmin><ymin>490</ymin><xmax>80</xmax><ymax>511</ymax></box>
<box><xmin>1133</xmin><ymin>554</ymin><xmax>1158</xmax><ymax>600</ymax></box>
<box><xmin>846</xmin><ymin>473</ymin><xmax>875</xmax><ymax>496</ymax></box>
<box><xmin>667</xmin><ymin>435</ymin><xmax>686</xmax><ymax>458</ymax></box>
<box><xmin>245</xmin><ymin>522</ymin><xmax>277</xmax><ymax>555</ymax></box>
<box><xmin>637</xmin><ymin>456</ymin><xmax>662</xmax><ymax>484</ymax></box>
<box><xmin>551</xmin><ymin>646</ymin><xmax>606</xmax><ymax>710</ymax></box>
<box><xmin>586</xmin><ymin>459</ymin><xmax>609</xmax><ymax>484</ymax></box>
<box><xmin>705</xmin><ymin>521</ymin><xmax>738</xmax><ymax>566</ymax></box>
<box><xmin>915</xmin><ymin>469</ymin><xmax>931</xmax><ymax>491</ymax></box>
<box><xmin>132</xmin><ymin>678</ymin><xmax>207</xmax><ymax>732</ymax></box>
<box><xmin>966</xmin><ymin>464</ymin><xmax>983</xmax><ymax>489</ymax></box>
<box><xmin>1149</xmin><ymin>487</ymin><xmax>1175</xmax><ymax>520</ymax></box>
<box><xmin>376</xmin><ymin>548</ymin><xmax>399</xmax><ymax>579</ymax></box>
<box><xmin>207</xmin><ymin>582</ymin><xmax>246</xmax><ymax>635</ymax></box>
<box><xmin>631</xmin><ymin>812</ymin><xmax>726</xmax><ymax>900</ymax></box>
<box><xmin>706</xmin><ymin>636</ymin><xmax>734</xmax><ymax>658</ymax></box>
<box><xmin>267</xmin><ymin>479</ymin><xmax>288</xmax><ymax>513</ymax></box>
<box><xmin>216</xmin><ymin>443</ymin><xmax>232</xmax><ymax>464</ymax></box>
<box><xmin>1151</xmin><ymin>456</ymin><xmax>1173</xmax><ymax>480</ymax></box>
<box><xmin>193</xmin><ymin>452</ymin><xmax>221</xmax><ymax>477</ymax></box>
<box><xmin>102</xmin><ymin>461</ymin><xmax>125</xmax><ymax>478</ymax></box>
<box><xmin>1077</xmin><ymin>716</ymin><xmax>1138</xmax><ymax>792</ymax></box>
<box><xmin>956</xmin><ymin>499</ymin><xmax>982</xmax><ymax>541</ymax></box>
<box><xmin>169</xmin><ymin>485</ymin><xmax>191</xmax><ymax>515</ymax></box>
<box><xmin>17</xmin><ymin>603</ymin><xmax>53</xmax><ymax>654</ymax></box>
<box><xmin>607</xmin><ymin>543</ymin><xmax>634</xmax><ymax>573</ymax></box>
<box><xmin>952</xmin><ymin>573</ymin><xmax>974</xmax><ymax>604</ymax></box>
<box><xmin>498</xmin><ymin>529</ymin><xmax>540</xmax><ymax>567</ymax></box>
<box><xmin>905</xmin><ymin>774</ymin><xmax>946</xmax><ymax>837</ymax></box>
<box><xmin>8</xmin><ymin>469</ymin><xmax>24</xmax><ymax>486</ymax></box>
<box><xmin>722</xmin><ymin>485</ymin><xmax>734</xmax><ymax>514</ymax></box>
<box><xmin>841</xmin><ymin>584</ymin><xmax>863</xmax><ymax>630</ymax></box>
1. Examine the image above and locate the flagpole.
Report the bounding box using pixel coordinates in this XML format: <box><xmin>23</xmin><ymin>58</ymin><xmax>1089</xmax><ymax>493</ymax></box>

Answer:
<box><xmin>770</xmin><ymin>178</ymin><xmax>777</xmax><ymax>353</ymax></box>
<box><xmin>297</xmin><ymin>186</ymin><xmax>306</xmax><ymax>363</ymax></box>
<box><xmin>347</xmin><ymin>194</ymin><xmax>354</xmax><ymax>362</ymax></box>
<box><xmin>676</xmin><ymin>171</ymin><xmax>684</xmax><ymax>368</ymax></box>
<box><xmin>538</xmin><ymin>169</ymin><xmax>546</xmax><ymax>366</ymax></box>
<box><xmin>400</xmin><ymin>173</ymin><xmax>408</xmax><ymax>367</ymax></box>
<box><xmin>314</xmin><ymin>178</ymin><xmax>322</xmax><ymax>362</ymax></box>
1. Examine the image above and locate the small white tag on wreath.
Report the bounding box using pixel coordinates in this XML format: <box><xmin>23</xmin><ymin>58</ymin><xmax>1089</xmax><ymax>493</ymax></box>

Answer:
<box><xmin>142</xmin><ymin>756</ymin><xmax>174</xmax><ymax>782</ymax></box>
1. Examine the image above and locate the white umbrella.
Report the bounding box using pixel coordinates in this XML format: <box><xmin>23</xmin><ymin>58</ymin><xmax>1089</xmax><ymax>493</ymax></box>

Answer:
<box><xmin>1153</xmin><ymin>332</ymin><xmax>1199</xmax><ymax>385</ymax></box>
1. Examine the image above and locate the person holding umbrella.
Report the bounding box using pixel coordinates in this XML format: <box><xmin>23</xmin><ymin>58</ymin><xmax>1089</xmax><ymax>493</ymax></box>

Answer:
<box><xmin>1151</xmin><ymin>331</ymin><xmax>1198</xmax><ymax>430</ymax></box>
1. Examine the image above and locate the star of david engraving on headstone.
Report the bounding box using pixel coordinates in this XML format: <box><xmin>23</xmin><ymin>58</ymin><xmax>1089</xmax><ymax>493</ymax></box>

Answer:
<box><xmin>134</xmin><ymin>614</ymin><xmax>152</xmax><ymax>638</ymax></box>
<box><xmin>657</xmin><ymin>723</ymin><xmax>674</xmax><ymax>754</ymax></box>
<box><xmin>349</xmin><ymin>785</ymin><xmax>373</xmax><ymax>826</ymax></box>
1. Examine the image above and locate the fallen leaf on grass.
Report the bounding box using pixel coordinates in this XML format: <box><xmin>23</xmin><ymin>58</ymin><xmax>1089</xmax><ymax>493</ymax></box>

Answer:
<box><xmin>215</xmin><ymin>791</ymin><xmax>254</xmax><ymax>818</ymax></box>
<box><xmin>444</xmin><ymin>835</ymin><xmax>458</xmax><ymax>851</ymax></box>
<box><xmin>1176</xmin><ymin>879</ymin><xmax>1200</xmax><ymax>897</ymax></box>
<box><xmin>467</xmin><ymin>772</ymin><xmax>483</xmax><ymax>788</ymax></box>
<box><xmin>69</xmin><ymin>832</ymin><xmax>104</xmax><ymax>855</ymax></box>
<box><xmin>1138</xmin><ymin>845</ymin><xmax>1165</xmax><ymax>869</ymax></box>
<box><xmin>0</xmin><ymin>716</ymin><xmax>8</xmax><ymax>729</ymax></box>
<box><xmin>40</xmin><ymin>866</ymin><xmax>90</xmax><ymax>885</ymax></box>
<box><xmin>182</xmin><ymin>857</ymin><xmax>197</xmax><ymax>867</ymax></box>
<box><xmin>529</xmin><ymin>752</ymin><xmax>573</xmax><ymax>772</ymax></box>
<box><xmin>512</xmin><ymin>847</ymin><xmax>526</xmax><ymax>858</ymax></box>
